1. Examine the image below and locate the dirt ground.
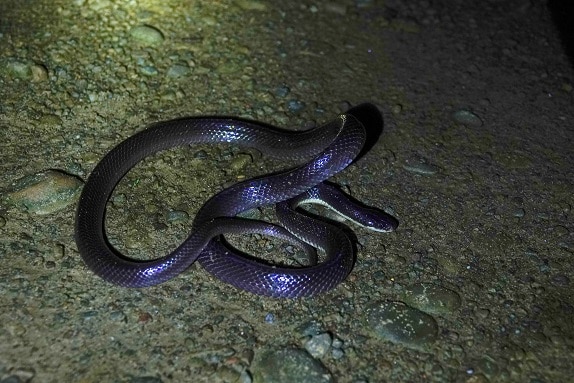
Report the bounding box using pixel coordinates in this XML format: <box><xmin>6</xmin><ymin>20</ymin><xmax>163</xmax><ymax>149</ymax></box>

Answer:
<box><xmin>0</xmin><ymin>0</ymin><xmax>572</xmax><ymax>382</ymax></box>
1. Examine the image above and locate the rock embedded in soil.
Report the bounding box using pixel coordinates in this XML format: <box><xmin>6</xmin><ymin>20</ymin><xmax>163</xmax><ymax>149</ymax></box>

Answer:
<box><xmin>252</xmin><ymin>347</ymin><xmax>333</xmax><ymax>383</ymax></box>
<box><xmin>401</xmin><ymin>283</ymin><xmax>462</xmax><ymax>315</ymax></box>
<box><xmin>365</xmin><ymin>300</ymin><xmax>438</xmax><ymax>349</ymax></box>
<box><xmin>4</xmin><ymin>169</ymin><xmax>83</xmax><ymax>214</ymax></box>
<box><xmin>129</xmin><ymin>25</ymin><xmax>165</xmax><ymax>46</ymax></box>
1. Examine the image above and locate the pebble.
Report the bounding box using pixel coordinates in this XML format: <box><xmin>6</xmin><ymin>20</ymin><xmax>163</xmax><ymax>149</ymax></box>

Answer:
<box><xmin>305</xmin><ymin>332</ymin><xmax>332</xmax><ymax>358</ymax></box>
<box><xmin>229</xmin><ymin>153</ymin><xmax>253</xmax><ymax>171</ymax></box>
<box><xmin>403</xmin><ymin>161</ymin><xmax>439</xmax><ymax>175</ymax></box>
<box><xmin>331</xmin><ymin>337</ymin><xmax>343</xmax><ymax>349</ymax></box>
<box><xmin>30</xmin><ymin>63</ymin><xmax>49</xmax><ymax>81</ymax></box>
<box><xmin>324</xmin><ymin>3</ymin><xmax>348</xmax><ymax>15</ymax></box>
<box><xmin>331</xmin><ymin>347</ymin><xmax>344</xmax><ymax>360</ymax></box>
<box><xmin>331</xmin><ymin>337</ymin><xmax>345</xmax><ymax>360</ymax></box>
<box><xmin>110</xmin><ymin>311</ymin><xmax>127</xmax><ymax>322</ymax></box>
<box><xmin>130</xmin><ymin>377</ymin><xmax>163</xmax><ymax>383</ymax></box>
<box><xmin>166</xmin><ymin>64</ymin><xmax>190</xmax><ymax>78</ymax></box>
<box><xmin>550</xmin><ymin>274</ymin><xmax>570</xmax><ymax>287</ymax></box>
<box><xmin>464</xmin><ymin>373</ymin><xmax>489</xmax><ymax>383</ymax></box>
<box><xmin>1</xmin><ymin>59</ymin><xmax>38</xmax><ymax>80</ymax></box>
<box><xmin>4</xmin><ymin>169</ymin><xmax>83</xmax><ymax>214</ymax></box>
<box><xmin>130</xmin><ymin>25</ymin><xmax>165</xmax><ymax>46</ymax></box>
<box><xmin>0</xmin><ymin>376</ymin><xmax>21</xmax><ymax>383</ymax></box>
<box><xmin>51</xmin><ymin>243</ymin><xmax>65</xmax><ymax>258</ymax></box>
<box><xmin>264</xmin><ymin>313</ymin><xmax>275</xmax><ymax>324</ymax></box>
<box><xmin>275</xmin><ymin>84</ymin><xmax>290</xmax><ymax>98</ymax></box>
<box><xmin>81</xmin><ymin>310</ymin><xmax>98</xmax><ymax>320</ymax></box>
<box><xmin>452</xmin><ymin>110</ymin><xmax>483</xmax><ymax>127</ymax></box>
<box><xmin>365</xmin><ymin>301</ymin><xmax>438</xmax><ymax>349</ymax></box>
<box><xmin>356</xmin><ymin>0</ymin><xmax>374</xmax><ymax>7</ymax></box>
<box><xmin>552</xmin><ymin>225</ymin><xmax>569</xmax><ymax>238</ymax></box>
<box><xmin>166</xmin><ymin>210</ymin><xmax>189</xmax><ymax>223</ymax></box>
<box><xmin>0</xmin><ymin>368</ymin><xmax>35</xmax><ymax>383</ymax></box>
<box><xmin>252</xmin><ymin>348</ymin><xmax>333</xmax><ymax>383</ymax></box>
<box><xmin>38</xmin><ymin>114</ymin><xmax>63</xmax><ymax>127</ymax></box>
<box><xmin>287</xmin><ymin>99</ymin><xmax>306</xmax><ymax>113</ymax></box>
<box><xmin>210</xmin><ymin>366</ymin><xmax>246</xmax><ymax>383</ymax></box>
<box><xmin>234</xmin><ymin>0</ymin><xmax>267</xmax><ymax>11</ymax></box>
<box><xmin>401</xmin><ymin>283</ymin><xmax>462</xmax><ymax>315</ymax></box>
<box><xmin>297</xmin><ymin>320</ymin><xmax>323</xmax><ymax>336</ymax></box>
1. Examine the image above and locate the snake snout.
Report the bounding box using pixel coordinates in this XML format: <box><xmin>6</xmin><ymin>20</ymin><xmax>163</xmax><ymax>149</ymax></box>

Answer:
<box><xmin>366</xmin><ymin>210</ymin><xmax>399</xmax><ymax>232</ymax></box>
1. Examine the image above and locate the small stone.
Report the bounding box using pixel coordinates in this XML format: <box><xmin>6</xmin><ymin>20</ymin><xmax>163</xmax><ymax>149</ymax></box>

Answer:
<box><xmin>0</xmin><ymin>375</ymin><xmax>22</xmax><ymax>383</ymax></box>
<box><xmin>331</xmin><ymin>348</ymin><xmax>345</xmax><ymax>359</ymax></box>
<box><xmin>2</xmin><ymin>368</ymin><xmax>35</xmax><ymax>383</ymax></box>
<box><xmin>217</xmin><ymin>60</ymin><xmax>242</xmax><ymax>74</ymax></box>
<box><xmin>4</xmin><ymin>169</ymin><xmax>84</xmax><ymax>214</ymax></box>
<box><xmin>401</xmin><ymin>283</ymin><xmax>462</xmax><ymax>315</ymax></box>
<box><xmin>139</xmin><ymin>65</ymin><xmax>159</xmax><ymax>76</ymax></box>
<box><xmin>130</xmin><ymin>377</ymin><xmax>163</xmax><ymax>383</ymax></box>
<box><xmin>194</xmin><ymin>149</ymin><xmax>209</xmax><ymax>159</ymax></box>
<box><xmin>287</xmin><ymin>99</ymin><xmax>306</xmax><ymax>113</ymax></box>
<box><xmin>305</xmin><ymin>332</ymin><xmax>332</xmax><ymax>358</ymax></box>
<box><xmin>464</xmin><ymin>373</ymin><xmax>489</xmax><ymax>383</ymax></box>
<box><xmin>3</xmin><ymin>59</ymin><xmax>33</xmax><ymax>79</ymax></box>
<box><xmin>403</xmin><ymin>161</ymin><xmax>439</xmax><ymax>175</ymax></box>
<box><xmin>452</xmin><ymin>110</ymin><xmax>483</xmax><ymax>127</ymax></box>
<box><xmin>111</xmin><ymin>193</ymin><xmax>127</xmax><ymax>206</ymax></box>
<box><xmin>130</xmin><ymin>25</ymin><xmax>165</xmax><ymax>46</ymax></box>
<box><xmin>234</xmin><ymin>0</ymin><xmax>267</xmax><ymax>11</ymax></box>
<box><xmin>550</xmin><ymin>274</ymin><xmax>570</xmax><ymax>287</ymax></box>
<box><xmin>365</xmin><ymin>300</ymin><xmax>438</xmax><ymax>349</ymax></box>
<box><xmin>229</xmin><ymin>153</ymin><xmax>253</xmax><ymax>171</ymax></box>
<box><xmin>551</xmin><ymin>225</ymin><xmax>569</xmax><ymax>237</ymax></box>
<box><xmin>166</xmin><ymin>210</ymin><xmax>189</xmax><ymax>223</ymax></box>
<box><xmin>31</xmin><ymin>63</ymin><xmax>49</xmax><ymax>82</ymax></box>
<box><xmin>296</xmin><ymin>320</ymin><xmax>323</xmax><ymax>337</ymax></box>
<box><xmin>356</xmin><ymin>0</ymin><xmax>374</xmax><ymax>8</ymax></box>
<box><xmin>391</xmin><ymin>103</ymin><xmax>403</xmax><ymax>115</ymax></box>
<box><xmin>38</xmin><ymin>114</ymin><xmax>63</xmax><ymax>127</ymax></box>
<box><xmin>110</xmin><ymin>311</ymin><xmax>127</xmax><ymax>322</ymax></box>
<box><xmin>324</xmin><ymin>3</ymin><xmax>347</xmax><ymax>15</ymax></box>
<box><xmin>331</xmin><ymin>337</ymin><xmax>343</xmax><ymax>349</ymax></box>
<box><xmin>264</xmin><ymin>313</ymin><xmax>275</xmax><ymax>324</ymax></box>
<box><xmin>252</xmin><ymin>348</ymin><xmax>333</xmax><ymax>383</ymax></box>
<box><xmin>51</xmin><ymin>243</ymin><xmax>65</xmax><ymax>258</ymax></box>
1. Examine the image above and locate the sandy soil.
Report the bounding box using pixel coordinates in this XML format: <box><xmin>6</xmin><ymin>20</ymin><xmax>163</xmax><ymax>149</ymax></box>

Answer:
<box><xmin>0</xmin><ymin>0</ymin><xmax>572</xmax><ymax>382</ymax></box>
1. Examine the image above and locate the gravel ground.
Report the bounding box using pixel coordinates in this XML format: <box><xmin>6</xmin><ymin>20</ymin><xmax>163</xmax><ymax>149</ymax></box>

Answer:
<box><xmin>0</xmin><ymin>0</ymin><xmax>572</xmax><ymax>382</ymax></box>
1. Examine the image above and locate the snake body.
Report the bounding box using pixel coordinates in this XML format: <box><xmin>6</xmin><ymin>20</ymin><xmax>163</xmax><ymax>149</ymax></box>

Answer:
<box><xmin>75</xmin><ymin>103</ymin><xmax>397</xmax><ymax>297</ymax></box>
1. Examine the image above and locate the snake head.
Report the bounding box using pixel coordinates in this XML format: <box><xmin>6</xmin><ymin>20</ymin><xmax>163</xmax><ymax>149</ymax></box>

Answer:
<box><xmin>358</xmin><ymin>207</ymin><xmax>399</xmax><ymax>233</ymax></box>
